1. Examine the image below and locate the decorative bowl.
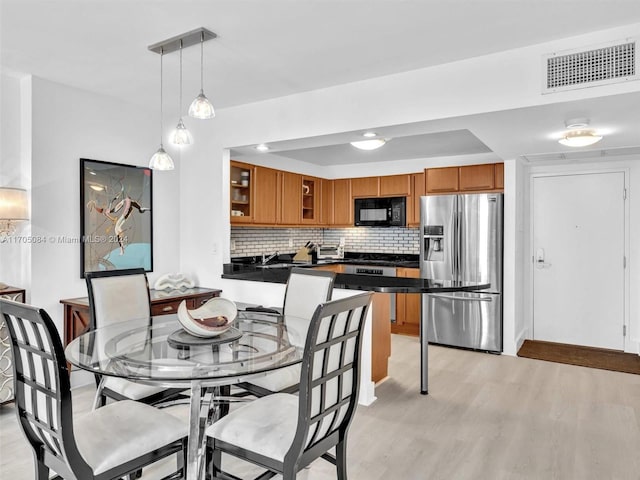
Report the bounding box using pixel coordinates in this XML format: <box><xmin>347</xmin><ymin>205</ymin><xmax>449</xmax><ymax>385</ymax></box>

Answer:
<box><xmin>177</xmin><ymin>297</ymin><xmax>238</xmax><ymax>337</ymax></box>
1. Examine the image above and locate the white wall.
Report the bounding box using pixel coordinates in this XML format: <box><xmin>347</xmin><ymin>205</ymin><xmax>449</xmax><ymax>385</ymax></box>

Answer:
<box><xmin>0</xmin><ymin>73</ymin><xmax>31</xmax><ymax>291</ymax></box>
<box><xmin>26</xmin><ymin>77</ymin><xmax>181</xmax><ymax>333</ymax></box>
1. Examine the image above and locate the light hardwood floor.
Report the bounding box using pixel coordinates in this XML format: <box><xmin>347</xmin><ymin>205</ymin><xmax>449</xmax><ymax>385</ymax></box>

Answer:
<box><xmin>1</xmin><ymin>334</ymin><xmax>639</xmax><ymax>479</ymax></box>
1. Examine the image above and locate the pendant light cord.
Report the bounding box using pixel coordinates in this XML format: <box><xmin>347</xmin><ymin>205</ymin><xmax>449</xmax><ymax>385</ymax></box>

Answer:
<box><xmin>179</xmin><ymin>40</ymin><xmax>183</xmax><ymax>116</ymax></box>
<box><xmin>200</xmin><ymin>32</ymin><xmax>204</xmax><ymax>92</ymax></box>
<box><xmin>160</xmin><ymin>48</ymin><xmax>164</xmax><ymax>145</ymax></box>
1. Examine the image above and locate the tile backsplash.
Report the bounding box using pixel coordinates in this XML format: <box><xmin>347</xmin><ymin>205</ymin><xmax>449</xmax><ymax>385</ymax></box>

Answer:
<box><xmin>231</xmin><ymin>227</ymin><xmax>420</xmax><ymax>257</ymax></box>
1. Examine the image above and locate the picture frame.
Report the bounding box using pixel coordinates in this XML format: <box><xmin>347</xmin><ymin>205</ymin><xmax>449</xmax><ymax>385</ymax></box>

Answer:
<box><xmin>80</xmin><ymin>158</ymin><xmax>153</xmax><ymax>277</ymax></box>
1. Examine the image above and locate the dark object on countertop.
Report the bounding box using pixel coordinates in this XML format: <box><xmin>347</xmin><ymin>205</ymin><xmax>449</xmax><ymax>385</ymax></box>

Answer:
<box><xmin>243</xmin><ymin>306</ymin><xmax>281</xmax><ymax>314</ymax></box>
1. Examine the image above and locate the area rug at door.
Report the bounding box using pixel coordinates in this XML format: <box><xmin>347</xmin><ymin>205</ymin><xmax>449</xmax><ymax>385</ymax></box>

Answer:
<box><xmin>517</xmin><ymin>340</ymin><xmax>640</xmax><ymax>375</ymax></box>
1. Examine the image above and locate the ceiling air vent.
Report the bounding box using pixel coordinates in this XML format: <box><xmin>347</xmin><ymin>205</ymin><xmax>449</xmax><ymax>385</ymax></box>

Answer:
<box><xmin>543</xmin><ymin>39</ymin><xmax>637</xmax><ymax>94</ymax></box>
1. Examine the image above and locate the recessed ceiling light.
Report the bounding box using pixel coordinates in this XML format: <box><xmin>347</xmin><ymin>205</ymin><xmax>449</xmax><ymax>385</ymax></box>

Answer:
<box><xmin>255</xmin><ymin>144</ymin><xmax>270</xmax><ymax>152</ymax></box>
<box><xmin>362</xmin><ymin>132</ymin><xmax>377</xmax><ymax>138</ymax></box>
<box><xmin>350</xmin><ymin>138</ymin><xmax>387</xmax><ymax>150</ymax></box>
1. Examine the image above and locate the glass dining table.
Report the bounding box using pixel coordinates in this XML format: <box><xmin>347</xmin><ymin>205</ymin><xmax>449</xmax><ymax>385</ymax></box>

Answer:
<box><xmin>65</xmin><ymin>309</ymin><xmax>307</xmax><ymax>480</ymax></box>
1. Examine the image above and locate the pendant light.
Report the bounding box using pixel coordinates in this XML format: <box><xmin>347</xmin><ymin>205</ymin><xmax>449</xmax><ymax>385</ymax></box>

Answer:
<box><xmin>149</xmin><ymin>48</ymin><xmax>174</xmax><ymax>170</ymax></box>
<box><xmin>188</xmin><ymin>31</ymin><xmax>215</xmax><ymax>119</ymax></box>
<box><xmin>171</xmin><ymin>41</ymin><xmax>192</xmax><ymax>145</ymax></box>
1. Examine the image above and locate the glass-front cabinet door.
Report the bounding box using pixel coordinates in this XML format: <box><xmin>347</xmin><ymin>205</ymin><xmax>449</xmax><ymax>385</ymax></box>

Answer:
<box><xmin>230</xmin><ymin>161</ymin><xmax>253</xmax><ymax>223</ymax></box>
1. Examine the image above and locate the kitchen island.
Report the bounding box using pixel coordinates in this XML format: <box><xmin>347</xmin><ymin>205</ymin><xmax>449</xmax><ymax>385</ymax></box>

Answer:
<box><xmin>222</xmin><ymin>262</ymin><xmax>489</xmax><ymax>398</ymax></box>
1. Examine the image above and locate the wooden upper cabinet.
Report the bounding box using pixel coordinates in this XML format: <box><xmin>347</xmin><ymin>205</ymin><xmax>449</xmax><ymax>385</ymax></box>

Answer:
<box><xmin>253</xmin><ymin>165</ymin><xmax>279</xmax><ymax>224</ymax></box>
<box><xmin>459</xmin><ymin>163</ymin><xmax>495</xmax><ymax>191</ymax></box>
<box><xmin>230</xmin><ymin>161</ymin><xmax>253</xmax><ymax>223</ymax></box>
<box><xmin>279</xmin><ymin>171</ymin><xmax>302</xmax><ymax>224</ymax></box>
<box><xmin>495</xmin><ymin>163</ymin><xmax>504</xmax><ymax>190</ymax></box>
<box><xmin>333</xmin><ymin>178</ymin><xmax>352</xmax><ymax>225</ymax></box>
<box><xmin>320</xmin><ymin>179</ymin><xmax>334</xmax><ymax>225</ymax></box>
<box><xmin>379</xmin><ymin>174</ymin><xmax>411</xmax><ymax>197</ymax></box>
<box><xmin>426</xmin><ymin>167</ymin><xmax>459</xmax><ymax>194</ymax></box>
<box><xmin>408</xmin><ymin>172</ymin><xmax>425</xmax><ymax>226</ymax></box>
<box><xmin>351</xmin><ymin>177</ymin><xmax>379</xmax><ymax>197</ymax></box>
<box><xmin>301</xmin><ymin>176</ymin><xmax>319</xmax><ymax>224</ymax></box>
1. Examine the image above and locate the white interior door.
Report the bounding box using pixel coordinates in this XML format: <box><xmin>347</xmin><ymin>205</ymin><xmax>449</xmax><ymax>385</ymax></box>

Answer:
<box><xmin>532</xmin><ymin>172</ymin><xmax>625</xmax><ymax>350</ymax></box>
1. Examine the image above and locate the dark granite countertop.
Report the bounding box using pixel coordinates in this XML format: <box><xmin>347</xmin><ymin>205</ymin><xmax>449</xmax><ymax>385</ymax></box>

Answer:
<box><xmin>222</xmin><ymin>264</ymin><xmax>489</xmax><ymax>293</ymax></box>
<box><xmin>231</xmin><ymin>252</ymin><xmax>420</xmax><ymax>269</ymax></box>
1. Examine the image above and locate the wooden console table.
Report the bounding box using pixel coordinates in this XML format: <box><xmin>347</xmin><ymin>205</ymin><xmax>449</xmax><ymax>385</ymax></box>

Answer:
<box><xmin>1</xmin><ymin>286</ymin><xmax>26</xmax><ymax>404</ymax></box>
<box><xmin>60</xmin><ymin>287</ymin><xmax>221</xmax><ymax>348</ymax></box>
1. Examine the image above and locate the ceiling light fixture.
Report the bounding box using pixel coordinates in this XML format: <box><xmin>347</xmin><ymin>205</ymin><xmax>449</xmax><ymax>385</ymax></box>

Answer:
<box><xmin>362</xmin><ymin>132</ymin><xmax>377</xmax><ymax>138</ymax></box>
<box><xmin>170</xmin><ymin>41</ymin><xmax>192</xmax><ymax>146</ymax></box>
<box><xmin>255</xmin><ymin>144</ymin><xmax>270</xmax><ymax>152</ymax></box>
<box><xmin>149</xmin><ymin>48</ymin><xmax>174</xmax><ymax>171</ymax></box>
<box><xmin>350</xmin><ymin>138</ymin><xmax>387</xmax><ymax>150</ymax></box>
<box><xmin>189</xmin><ymin>31</ymin><xmax>216</xmax><ymax>119</ymax></box>
<box><xmin>148</xmin><ymin>28</ymin><xmax>217</xmax><ymax>170</ymax></box>
<box><xmin>558</xmin><ymin>118</ymin><xmax>603</xmax><ymax>147</ymax></box>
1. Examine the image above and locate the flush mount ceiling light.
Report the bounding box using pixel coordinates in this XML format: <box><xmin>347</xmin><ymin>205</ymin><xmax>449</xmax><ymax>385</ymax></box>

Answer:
<box><xmin>362</xmin><ymin>131</ymin><xmax>378</xmax><ymax>138</ymax></box>
<box><xmin>350</xmin><ymin>138</ymin><xmax>387</xmax><ymax>150</ymax></box>
<box><xmin>148</xmin><ymin>28</ymin><xmax>217</xmax><ymax>169</ymax></box>
<box><xmin>255</xmin><ymin>144</ymin><xmax>270</xmax><ymax>152</ymax></box>
<box><xmin>558</xmin><ymin>118</ymin><xmax>603</xmax><ymax>147</ymax></box>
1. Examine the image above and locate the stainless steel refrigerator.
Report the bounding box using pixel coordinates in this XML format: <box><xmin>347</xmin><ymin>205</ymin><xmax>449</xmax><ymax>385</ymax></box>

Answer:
<box><xmin>420</xmin><ymin>193</ymin><xmax>503</xmax><ymax>353</ymax></box>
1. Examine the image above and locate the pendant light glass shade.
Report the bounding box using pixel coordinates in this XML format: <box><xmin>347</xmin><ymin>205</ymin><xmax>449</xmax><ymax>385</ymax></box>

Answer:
<box><xmin>189</xmin><ymin>91</ymin><xmax>215</xmax><ymax>119</ymax></box>
<box><xmin>149</xmin><ymin>146</ymin><xmax>175</xmax><ymax>170</ymax></box>
<box><xmin>171</xmin><ymin>42</ymin><xmax>192</xmax><ymax>145</ymax></box>
<box><xmin>189</xmin><ymin>32</ymin><xmax>215</xmax><ymax>119</ymax></box>
<box><xmin>149</xmin><ymin>49</ymin><xmax>174</xmax><ymax>170</ymax></box>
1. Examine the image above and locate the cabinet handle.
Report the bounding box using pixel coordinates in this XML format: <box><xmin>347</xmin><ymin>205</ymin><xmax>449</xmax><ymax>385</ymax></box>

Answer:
<box><xmin>162</xmin><ymin>306</ymin><xmax>174</xmax><ymax>312</ymax></box>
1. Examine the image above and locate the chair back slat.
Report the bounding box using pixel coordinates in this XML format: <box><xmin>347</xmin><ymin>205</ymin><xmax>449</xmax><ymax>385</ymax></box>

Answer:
<box><xmin>0</xmin><ymin>299</ymin><xmax>90</xmax><ymax>475</ymax></box>
<box><xmin>286</xmin><ymin>292</ymin><xmax>372</xmax><ymax>462</ymax></box>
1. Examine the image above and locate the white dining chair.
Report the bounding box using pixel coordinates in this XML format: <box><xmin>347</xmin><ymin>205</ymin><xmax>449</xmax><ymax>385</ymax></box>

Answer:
<box><xmin>237</xmin><ymin>267</ymin><xmax>336</xmax><ymax>397</ymax></box>
<box><xmin>85</xmin><ymin>268</ymin><xmax>186</xmax><ymax>408</ymax></box>
<box><xmin>206</xmin><ymin>292</ymin><xmax>373</xmax><ymax>480</ymax></box>
<box><xmin>0</xmin><ymin>298</ymin><xmax>188</xmax><ymax>480</ymax></box>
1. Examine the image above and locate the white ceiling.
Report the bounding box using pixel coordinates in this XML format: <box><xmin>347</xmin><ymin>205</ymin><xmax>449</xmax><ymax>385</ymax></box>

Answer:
<box><xmin>3</xmin><ymin>1</ymin><xmax>640</xmax><ymax>164</ymax></box>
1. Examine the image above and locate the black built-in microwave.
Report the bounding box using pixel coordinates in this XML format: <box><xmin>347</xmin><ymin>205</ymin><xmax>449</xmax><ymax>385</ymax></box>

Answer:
<box><xmin>354</xmin><ymin>197</ymin><xmax>406</xmax><ymax>227</ymax></box>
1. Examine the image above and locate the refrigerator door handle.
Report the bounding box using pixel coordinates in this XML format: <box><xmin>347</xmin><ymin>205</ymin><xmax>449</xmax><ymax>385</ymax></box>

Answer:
<box><xmin>429</xmin><ymin>293</ymin><xmax>493</xmax><ymax>302</ymax></box>
<box><xmin>452</xmin><ymin>196</ymin><xmax>459</xmax><ymax>279</ymax></box>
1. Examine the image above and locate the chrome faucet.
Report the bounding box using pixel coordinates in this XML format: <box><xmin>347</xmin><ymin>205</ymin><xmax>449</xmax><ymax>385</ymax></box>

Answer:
<box><xmin>262</xmin><ymin>250</ymin><xmax>279</xmax><ymax>265</ymax></box>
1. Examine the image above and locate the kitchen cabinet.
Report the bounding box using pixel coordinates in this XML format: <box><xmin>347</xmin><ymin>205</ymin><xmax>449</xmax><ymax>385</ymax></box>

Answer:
<box><xmin>425</xmin><ymin>167</ymin><xmax>459</xmax><ymax>193</ymax></box>
<box><xmin>351</xmin><ymin>177</ymin><xmax>379</xmax><ymax>197</ymax></box>
<box><xmin>408</xmin><ymin>172</ymin><xmax>425</xmax><ymax>226</ymax></box>
<box><xmin>253</xmin><ymin>165</ymin><xmax>279</xmax><ymax>224</ymax></box>
<box><xmin>279</xmin><ymin>171</ymin><xmax>302</xmax><ymax>224</ymax></box>
<box><xmin>425</xmin><ymin>163</ymin><xmax>504</xmax><ymax>194</ymax></box>
<box><xmin>320</xmin><ymin>179</ymin><xmax>334</xmax><ymax>225</ymax></box>
<box><xmin>380</xmin><ymin>174</ymin><xmax>411</xmax><ymax>197</ymax></box>
<box><xmin>301</xmin><ymin>176</ymin><xmax>319</xmax><ymax>224</ymax></box>
<box><xmin>393</xmin><ymin>268</ymin><xmax>420</xmax><ymax>336</ymax></box>
<box><xmin>333</xmin><ymin>178</ymin><xmax>353</xmax><ymax>225</ymax></box>
<box><xmin>230</xmin><ymin>161</ymin><xmax>253</xmax><ymax>223</ymax></box>
<box><xmin>311</xmin><ymin>264</ymin><xmax>345</xmax><ymax>273</ymax></box>
<box><xmin>459</xmin><ymin>163</ymin><xmax>495</xmax><ymax>191</ymax></box>
<box><xmin>371</xmin><ymin>292</ymin><xmax>391</xmax><ymax>383</ymax></box>
<box><xmin>495</xmin><ymin>162</ymin><xmax>504</xmax><ymax>190</ymax></box>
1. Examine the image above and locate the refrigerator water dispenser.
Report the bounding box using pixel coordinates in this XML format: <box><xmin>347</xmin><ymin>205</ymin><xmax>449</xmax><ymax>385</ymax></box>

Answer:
<box><xmin>424</xmin><ymin>225</ymin><xmax>445</xmax><ymax>261</ymax></box>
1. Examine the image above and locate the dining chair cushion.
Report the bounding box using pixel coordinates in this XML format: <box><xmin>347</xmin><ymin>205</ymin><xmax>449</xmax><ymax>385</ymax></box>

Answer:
<box><xmin>247</xmin><ymin>364</ymin><xmax>301</xmax><ymax>392</ymax></box>
<box><xmin>282</xmin><ymin>271</ymin><xmax>335</xmax><ymax>319</ymax></box>
<box><xmin>206</xmin><ymin>393</ymin><xmax>298</xmax><ymax>462</ymax></box>
<box><xmin>74</xmin><ymin>400</ymin><xmax>188</xmax><ymax>475</ymax></box>
<box><xmin>90</xmin><ymin>274</ymin><xmax>150</xmax><ymax>327</ymax></box>
<box><xmin>101</xmin><ymin>376</ymin><xmax>168</xmax><ymax>400</ymax></box>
